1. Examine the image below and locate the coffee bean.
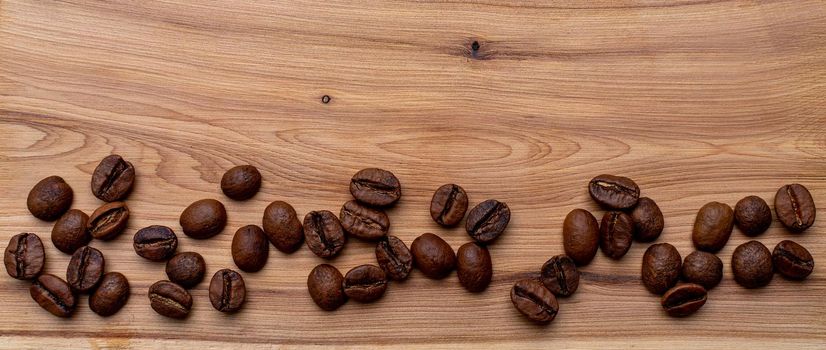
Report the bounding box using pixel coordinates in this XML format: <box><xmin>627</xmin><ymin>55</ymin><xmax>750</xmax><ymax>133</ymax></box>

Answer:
<box><xmin>731</xmin><ymin>240</ymin><xmax>773</xmax><ymax>288</ymax></box>
<box><xmin>339</xmin><ymin>200</ymin><xmax>389</xmax><ymax>241</ymax></box>
<box><xmin>599</xmin><ymin>211</ymin><xmax>634</xmax><ymax>259</ymax></box>
<box><xmin>775</xmin><ymin>184</ymin><xmax>816</xmax><ymax>232</ymax></box>
<box><xmin>465</xmin><ymin>199</ymin><xmax>510</xmax><ymax>244</ymax></box>
<box><xmin>540</xmin><ymin>254</ymin><xmax>580</xmax><ymax>297</ymax></box>
<box><xmin>166</xmin><ymin>252</ymin><xmax>206</xmax><ymax>288</ymax></box>
<box><xmin>180</xmin><ymin>199</ymin><xmax>227</xmax><ymax>239</ymax></box>
<box><xmin>91</xmin><ymin>154</ymin><xmax>135</xmax><ymax>202</ymax></box>
<box><xmin>411</xmin><ymin>233</ymin><xmax>456</xmax><ymax>279</ymax></box>
<box><xmin>681</xmin><ymin>251</ymin><xmax>723</xmax><ymax>290</ymax></box>
<box><xmin>221</xmin><ymin>165</ymin><xmax>261</xmax><ymax>200</ymax></box>
<box><xmin>772</xmin><ymin>240</ymin><xmax>814</xmax><ymax>280</ymax></box>
<box><xmin>133</xmin><ymin>225</ymin><xmax>178</xmax><ymax>261</ymax></box>
<box><xmin>457</xmin><ymin>243</ymin><xmax>492</xmax><ymax>293</ymax></box>
<box><xmin>89</xmin><ymin>272</ymin><xmax>130</xmax><ymax>317</ymax></box>
<box><xmin>209</xmin><ymin>269</ymin><xmax>246</xmax><ymax>312</ymax></box>
<box><xmin>87</xmin><ymin>201</ymin><xmax>129</xmax><ymax>240</ymax></box>
<box><xmin>562</xmin><ymin>209</ymin><xmax>599</xmax><ymax>266</ymax></box>
<box><xmin>375</xmin><ymin>235</ymin><xmax>413</xmax><ymax>281</ymax></box>
<box><xmin>148</xmin><ymin>280</ymin><xmax>192</xmax><ymax>319</ymax></box>
<box><xmin>232</xmin><ymin>225</ymin><xmax>269</xmax><ymax>272</ymax></box>
<box><xmin>51</xmin><ymin>209</ymin><xmax>91</xmax><ymax>254</ymax></box>
<box><xmin>307</xmin><ymin>264</ymin><xmax>347</xmax><ymax>311</ymax></box>
<box><xmin>641</xmin><ymin>243</ymin><xmax>681</xmax><ymax>295</ymax></box>
<box><xmin>303</xmin><ymin>210</ymin><xmax>345</xmax><ymax>258</ymax></box>
<box><xmin>510</xmin><ymin>279</ymin><xmax>559</xmax><ymax>324</ymax></box>
<box><xmin>262</xmin><ymin>201</ymin><xmax>304</xmax><ymax>253</ymax></box>
<box><xmin>4</xmin><ymin>233</ymin><xmax>45</xmax><ymax>280</ymax></box>
<box><xmin>588</xmin><ymin>174</ymin><xmax>640</xmax><ymax>209</ymax></box>
<box><xmin>349</xmin><ymin>168</ymin><xmax>401</xmax><ymax>207</ymax></box>
<box><xmin>692</xmin><ymin>202</ymin><xmax>734</xmax><ymax>252</ymax></box>
<box><xmin>630</xmin><ymin>197</ymin><xmax>664</xmax><ymax>242</ymax></box>
<box><xmin>343</xmin><ymin>264</ymin><xmax>388</xmax><ymax>302</ymax></box>
<box><xmin>27</xmin><ymin>176</ymin><xmax>73</xmax><ymax>221</ymax></box>
<box><xmin>734</xmin><ymin>196</ymin><xmax>772</xmax><ymax>236</ymax></box>
<box><xmin>66</xmin><ymin>246</ymin><xmax>105</xmax><ymax>293</ymax></box>
<box><xmin>430</xmin><ymin>184</ymin><xmax>469</xmax><ymax>227</ymax></box>
<box><xmin>30</xmin><ymin>274</ymin><xmax>75</xmax><ymax>317</ymax></box>
<box><xmin>661</xmin><ymin>283</ymin><xmax>707</xmax><ymax>317</ymax></box>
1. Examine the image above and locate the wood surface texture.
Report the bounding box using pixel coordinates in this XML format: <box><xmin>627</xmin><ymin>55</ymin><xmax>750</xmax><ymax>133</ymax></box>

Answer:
<box><xmin>1</xmin><ymin>0</ymin><xmax>825</xmax><ymax>348</ymax></box>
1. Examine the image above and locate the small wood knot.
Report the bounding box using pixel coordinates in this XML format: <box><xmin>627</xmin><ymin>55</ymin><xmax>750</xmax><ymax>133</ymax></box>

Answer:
<box><xmin>471</xmin><ymin>41</ymin><xmax>480</xmax><ymax>52</ymax></box>
<box><xmin>321</xmin><ymin>95</ymin><xmax>331</xmax><ymax>104</ymax></box>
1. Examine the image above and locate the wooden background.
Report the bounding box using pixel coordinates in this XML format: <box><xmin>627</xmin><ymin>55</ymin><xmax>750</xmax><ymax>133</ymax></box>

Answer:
<box><xmin>1</xmin><ymin>0</ymin><xmax>825</xmax><ymax>348</ymax></box>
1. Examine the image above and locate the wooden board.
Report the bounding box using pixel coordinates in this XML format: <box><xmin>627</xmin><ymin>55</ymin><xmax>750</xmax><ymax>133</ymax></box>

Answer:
<box><xmin>1</xmin><ymin>0</ymin><xmax>825</xmax><ymax>348</ymax></box>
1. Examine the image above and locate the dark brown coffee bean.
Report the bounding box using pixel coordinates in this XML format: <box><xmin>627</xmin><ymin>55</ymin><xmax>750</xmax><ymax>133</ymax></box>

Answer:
<box><xmin>692</xmin><ymin>202</ymin><xmax>734</xmax><ymax>252</ymax></box>
<box><xmin>775</xmin><ymin>184</ymin><xmax>816</xmax><ymax>232</ymax></box>
<box><xmin>148</xmin><ymin>280</ymin><xmax>192</xmax><ymax>319</ymax></box>
<box><xmin>510</xmin><ymin>279</ymin><xmax>559</xmax><ymax>324</ymax></box>
<box><xmin>91</xmin><ymin>154</ymin><xmax>135</xmax><ymax>202</ymax></box>
<box><xmin>87</xmin><ymin>201</ymin><xmax>129</xmax><ymax>240</ymax></box>
<box><xmin>339</xmin><ymin>200</ymin><xmax>389</xmax><ymax>241</ymax></box>
<box><xmin>734</xmin><ymin>196</ymin><xmax>772</xmax><ymax>236</ymax></box>
<box><xmin>30</xmin><ymin>274</ymin><xmax>75</xmax><ymax>317</ymax></box>
<box><xmin>349</xmin><ymin>168</ymin><xmax>401</xmax><ymax>207</ymax></box>
<box><xmin>166</xmin><ymin>252</ymin><xmax>206</xmax><ymax>288</ymax></box>
<box><xmin>307</xmin><ymin>264</ymin><xmax>347</xmax><ymax>311</ymax></box>
<box><xmin>133</xmin><ymin>225</ymin><xmax>178</xmax><ymax>261</ymax></box>
<box><xmin>303</xmin><ymin>210</ymin><xmax>345</xmax><ymax>258</ymax></box>
<box><xmin>630</xmin><ymin>197</ymin><xmax>664</xmax><ymax>242</ymax></box>
<box><xmin>66</xmin><ymin>246</ymin><xmax>105</xmax><ymax>293</ymax></box>
<box><xmin>456</xmin><ymin>243</ymin><xmax>492</xmax><ymax>293</ymax></box>
<box><xmin>179</xmin><ymin>199</ymin><xmax>227</xmax><ymax>239</ymax></box>
<box><xmin>27</xmin><ymin>176</ymin><xmax>73</xmax><ymax>221</ymax></box>
<box><xmin>772</xmin><ymin>240</ymin><xmax>814</xmax><ymax>280</ymax></box>
<box><xmin>375</xmin><ymin>236</ymin><xmax>413</xmax><ymax>281</ymax></box>
<box><xmin>411</xmin><ymin>233</ymin><xmax>456</xmax><ymax>279</ymax></box>
<box><xmin>465</xmin><ymin>199</ymin><xmax>510</xmax><ymax>244</ymax></box>
<box><xmin>588</xmin><ymin>174</ymin><xmax>640</xmax><ymax>209</ymax></box>
<box><xmin>89</xmin><ymin>272</ymin><xmax>130</xmax><ymax>317</ymax></box>
<box><xmin>599</xmin><ymin>211</ymin><xmax>634</xmax><ymax>259</ymax></box>
<box><xmin>51</xmin><ymin>209</ymin><xmax>91</xmax><ymax>254</ymax></box>
<box><xmin>232</xmin><ymin>225</ymin><xmax>269</xmax><ymax>272</ymax></box>
<box><xmin>731</xmin><ymin>240</ymin><xmax>773</xmax><ymax>288</ymax></box>
<box><xmin>562</xmin><ymin>209</ymin><xmax>599</xmax><ymax>266</ymax></box>
<box><xmin>681</xmin><ymin>251</ymin><xmax>723</xmax><ymax>290</ymax></box>
<box><xmin>221</xmin><ymin>165</ymin><xmax>261</xmax><ymax>200</ymax></box>
<box><xmin>430</xmin><ymin>184</ymin><xmax>469</xmax><ymax>227</ymax></box>
<box><xmin>641</xmin><ymin>243</ymin><xmax>682</xmax><ymax>295</ymax></box>
<box><xmin>209</xmin><ymin>269</ymin><xmax>246</xmax><ymax>312</ymax></box>
<box><xmin>343</xmin><ymin>264</ymin><xmax>388</xmax><ymax>302</ymax></box>
<box><xmin>4</xmin><ymin>233</ymin><xmax>45</xmax><ymax>280</ymax></box>
<box><xmin>540</xmin><ymin>254</ymin><xmax>580</xmax><ymax>297</ymax></box>
<box><xmin>262</xmin><ymin>201</ymin><xmax>304</xmax><ymax>253</ymax></box>
<box><xmin>661</xmin><ymin>283</ymin><xmax>707</xmax><ymax>317</ymax></box>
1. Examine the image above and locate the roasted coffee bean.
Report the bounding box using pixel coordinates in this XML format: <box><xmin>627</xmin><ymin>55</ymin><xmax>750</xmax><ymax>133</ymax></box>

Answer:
<box><xmin>430</xmin><ymin>184</ymin><xmax>469</xmax><ymax>227</ymax></box>
<box><xmin>27</xmin><ymin>176</ymin><xmax>73</xmax><ymax>221</ymax></box>
<box><xmin>775</xmin><ymin>184</ymin><xmax>816</xmax><ymax>232</ymax></box>
<box><xmin>339</xmin><ymin>200</ymin><xmax>389</xmax><ymax>241</ymax></box>
<box><xmin>221</xmin><ymin>165</ymin><xmax>261</xmax><ymax>200</ymax></box>
<box><xmin>349</xmin><ymin>168</ymin><xmax>401</xmax><ymax>207</ymax></box>
<box><xmin>375</xmin><ymin>236</ymin><xmax>413</xmax><ymax>281</ymax></box>
<box><xmin>343</xmin><ymin>264</ymin><xmax>388</xmax><ymax>302</ymax></box>
<box><xmin>148</xmin><ymin>280</ymin><xmax>192</xmax><ymax>319</ymax></box>
<box><xmin>166</xmin><ymin>252</ymin><xmax>206</xmax><ymax>288</ymax></box>
<box><xmin>456</xmin><ymin>243</ymin><xmax>492</xmax><ymax>293</ymax></box>
<box><xmin>599</xmin><ymin>211</ymin><xmax>634</xmax><ymax>259</ymax></box>
<box><xmin>51</xmin><ymin>209</ymin><xmax>91</xmax><ymax>254</ymax></box>
<box><xmin>232</xmin><ymin>225</ymin><xmax>269</xmax><ymax>272</ymax></box>
<box><xmin>731</xmin><ymin>240</ymin><xmax>773</xmax><ymax>288</ymax></box>
<box><xmin>734</xmin><ymin>196</ymin><xmax>772</xmax><ymax>236</ymax></box>
<box><xmin>91</xmin><ymin>154</ymin><xmax>135</xmax><ymax>202</ymax></box>
<box><xmin>209</xmin><ymin>269</ymin><xmax>246</xmax><ymax>312</ymax></box>
<box><xmin>661</xmin><ymin>283</ymin><xmax>707</xmax><ymax>317</ymax></box>
<box><xmin>772</xmin><ymin>240</ymin><xmax>814</xmax><ymax>280</ymax></box>
<box><xmin>411</xmin><ymin>233</ymin><xmax>456</xmax><ymax>279</ymax></box>
<box><xmin>4</xmin><ymin>233</ymin><xmax>45</xmax><ymax>280</ymax></box>
<box><xmin>30</xmin><ymin>274</ymin><xmax>75</xmax><ymax>317</ymax></box>
<box><xmin>692</xmin><ymin>202</ymin><xmax>734</xmax><ymax>252</ymax></box>
<box><xmin>540</xmin><ymin>254</ymin><xmax>580</xmax><ymax>297</ymax></box>
<box><xmin>562</xmin><ymin>209</ymin><xmax>600</xmax><ymax>266</ymax></box>
<box><xmin>66</xmin><ymin>246</ymin><xmax>105</xmax><ymax>293</ymax></box>
<box><xmin>510</xmin><ymin>279</ymin><xmax>559</xmax><ymax>324</ymax></box>
<box><xmin>588</xmin><ymin>174</ymin><xmax>640</xmax><ymax>209</ymax></box>
<box><xmin>262</xmin><ymin>201</ymin><xmax>304</xmax><ymax>253</ymax></box>
<box><xmin>303</xmin><ymin>210</ymin><xmax>345</xmax><ymax>258</ymax></box>
<box><xmin>133</xmin><ymin>225</ymin><xmax>178</xmax><ymax>261</ymax></box>
<box><xmin>89</xmin><ymin>272</ymin><xmax>130</xmax><ymax>317</ymax></box>
<box><xmin>307</xmin><ymin>264</ymin><xmax>347</xmax><ymax>311</ymax></box>
<box><xmin>630</xmin><ymin>197</ymin><xmax>664</xmax><ymax>242</ymax></box>
<box><xmin>179</xmin><ymin>199</ymin><xmax>227</xmax><ymax>239</ymax></box>
<box><xmin>681</xmin><ymin>251</ymin><xmax>723</xmax><ymax>290</ymax></box>
<box><xmin>87</xmin><ymin>201</ymin><xmax>129</xmax><ymax>240</ymax></box>
<box><xmin>465</xmin><ymin>199</ymin><xmax>510</xmax><ymax>244</ymax></box>
<box><xmin>641</xmin><ymin>243</ymin><xmax>682</xmax><ymax>295</ymax></box>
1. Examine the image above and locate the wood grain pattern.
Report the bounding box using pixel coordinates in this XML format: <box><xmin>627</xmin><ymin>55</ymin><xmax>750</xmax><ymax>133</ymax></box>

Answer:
<box><xmin>1</xmin><ymin>0</ymin><xmax>825</xmax><ymax>348</ymax></box>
